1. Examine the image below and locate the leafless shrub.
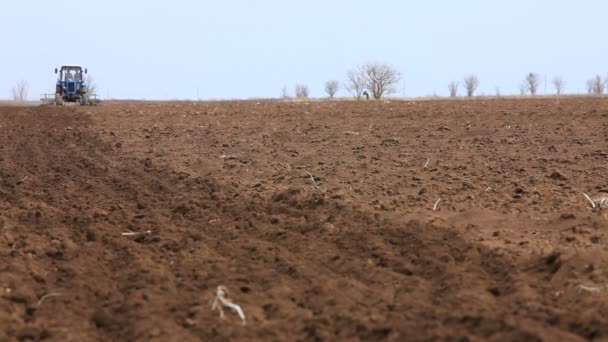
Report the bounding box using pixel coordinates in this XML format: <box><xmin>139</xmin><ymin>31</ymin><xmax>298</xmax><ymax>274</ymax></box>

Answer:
<box><xmin>85</xmin><ymin>75</ymin><xmax>98</xmax><ymax>95</ymax></box>
<box><xmin>590</xmin><ymin>75</ymin><xmax>606</xmax><ymax>95</ymax></box>
<box><xmin>325</xmin><ymin>80</ymin><xmax>340</xmax><ymax>98</ymax></box>
<box><xmin>362</xmin><ymin>62</ymin><xmax>401</xmax><ymax>99</ymax></box>
<box><xmin>346</xmin><ymin>63</ymin><xmax>401</xmax><ymax>100</ymax></box>
<box><xmin>463</xmin><ymin>75</ymin><xmax>479</xmax><ymax>97</ymax></box>
<box><xmin>345</xmin><ymin>66</ymin><xmax>366</xmax><ymax>101</ymax></box>
<box><xmin>281</xmin><ymin>85</ymin><xmax>290</xmax><ymax>98</ymax></box>
<box><xmin>524</xmin><ymin>72</ymin><xmax>541</xmax><ymax>95</ymax></box>
<box><xmin>448</xmin><ymin>81</ymin><xmax>459</xmax><ymax>97</ymax></box>
<box><xmin>11</xmin><ymin>80</ymin><xmax>29</xmax><ymax>102</ymax></box>
<box><xmin>586</xmin><ymin>79</ymin><xmax>594</xmax><ymax>94</ymax></box>
<box><xmin>295</xmin><ymin>84</ymin><xmax>309</xmax><ymax>98</ymax></box>
<box><xmin>518</xmin><ymin>82</ymin><xmax>527</xmax><ymax>95</ymax></box>
<box><xmin>552</xmin><ymin>76</ymin><xmax>565</xmax><ymax>95</ymax></box>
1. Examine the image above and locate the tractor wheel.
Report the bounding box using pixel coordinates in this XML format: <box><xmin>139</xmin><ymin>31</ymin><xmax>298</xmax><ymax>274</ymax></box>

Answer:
<box><xmin>54</xmin><ymin>93</ymin><xmax>63</xmax><ymax>106</ymax></box>
<box><xmin>80</xmin><ymin>94</ymin><xmax>89</xmax><ymax>106</ymax></box>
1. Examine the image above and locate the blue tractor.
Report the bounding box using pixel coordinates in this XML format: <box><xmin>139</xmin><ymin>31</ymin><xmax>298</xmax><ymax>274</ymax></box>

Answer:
<box><xmin>54</xmin><ymin>66</ymin><xmax>90</xmax><ymax>105</ymax></box>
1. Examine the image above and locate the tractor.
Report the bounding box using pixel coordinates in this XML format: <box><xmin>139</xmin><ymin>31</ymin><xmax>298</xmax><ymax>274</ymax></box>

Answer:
<box><xmin>53</xmin><ymin>66</ymin><xmax>90</xmax><ymax>105</ymax></box>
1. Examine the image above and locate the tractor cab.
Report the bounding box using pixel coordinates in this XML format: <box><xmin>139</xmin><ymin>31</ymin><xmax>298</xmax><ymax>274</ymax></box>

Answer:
<box><xmin>56</xmin><ymin>66</ymin><xmax>86</xmax><ymax>94</ymax></box>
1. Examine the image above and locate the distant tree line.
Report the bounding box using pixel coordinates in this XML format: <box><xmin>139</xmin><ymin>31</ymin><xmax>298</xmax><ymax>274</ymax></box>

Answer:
<box><xmin>282</xmin><ymin>67</ymin><xmax>608</xmax><ymax>100</ymax></box>
<box><xmin>282</xmin><ymin>62</ymin><xmax>402</xmax><ymax>101</ymax></box>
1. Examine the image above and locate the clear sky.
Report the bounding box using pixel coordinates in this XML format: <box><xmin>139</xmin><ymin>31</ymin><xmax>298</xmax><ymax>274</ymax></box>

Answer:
<box><xmin>2</xmin><ymin>0</ymin><xmax>606</xmax><ymax>100</ymax></box>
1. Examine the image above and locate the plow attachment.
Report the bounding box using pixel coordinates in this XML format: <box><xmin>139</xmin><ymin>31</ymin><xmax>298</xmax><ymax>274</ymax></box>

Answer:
<box><xmin>40</xmin><ymin>93</ymin><xmax>101</xmax><ymax>106</ymax></box>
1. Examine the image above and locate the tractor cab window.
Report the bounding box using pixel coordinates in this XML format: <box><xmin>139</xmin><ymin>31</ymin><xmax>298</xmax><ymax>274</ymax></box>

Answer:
<box><xmin>63</xmin><ymin>69</ymin><xmax>83</xmax><ymax>82</ymax></box>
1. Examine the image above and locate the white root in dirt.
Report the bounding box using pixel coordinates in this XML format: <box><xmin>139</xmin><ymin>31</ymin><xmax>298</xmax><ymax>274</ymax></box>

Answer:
<box><xmin>433</xmin><ymin>199</ymin><xmax>442</xmax><ymax>212</ymax></box>
<box><xmin>577</xmin><ymin>284</ymin><xmax>608</xmax><ymax>293</ymax></box>
<box><xmin>211</xmin><ymin>286</ymin><xmax>246</xmax><ymax>325</ymax></box>
<box><xmin>583</xmin><ymin>193</ymin><xmax>596</xmax><ymax>209</ymax></box>
<box><xmin>582</xmin><ymin>193</ymin><xmax>608</xmax><ymax>209</ymax></box>
<box><xmin>121</xmin><ymin>230</ymin><xmax>152</xmax><ymax>236</ymax></box>
<box><xmin>305</xmin><ymin>171</ymin><xmax>318</xmax><ymax>188</ymax></box>
<box><xmin>37</xmin><ymin>292</ymin><xmax>63</xmax><ymax>306</ymax></box>
<box><xmin>423</xmin><ymin>158</ymin><xmax>430</xmax><ymax>169</ymax></box>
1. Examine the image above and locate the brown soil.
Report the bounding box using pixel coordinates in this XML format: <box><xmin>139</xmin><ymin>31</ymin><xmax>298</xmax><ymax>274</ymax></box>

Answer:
<box><xmin>1</xmin><ymin>98</ymin><xmax>608</xmax><ymax>341</ymax></box>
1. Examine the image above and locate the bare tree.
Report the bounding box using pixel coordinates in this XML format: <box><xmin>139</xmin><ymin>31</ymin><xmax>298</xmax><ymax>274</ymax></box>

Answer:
<box><xmin>586</xmin><ymin>79</ymin><xmax>594</xmax><ymax>94</ymax></box>
<box><xmin>591</xmin><ymin>75</ymin><xmax>606</xmax><ymax>95</ymax></box>
<box><xmin>448</xmin><ymin>81</ymin><xmax>459</xmax><ymax>97</ymax></box>
<box><xmin>552</xmin><ymin>76</ymin><xmax>565</xmax><ymax>95</ymax></box>
<box><xmin>361</xmin><ymin>62</ymin><xmax>401</xmax><ymax>99</ymax></box>
<box><xmin>345</xmin><ymin>65</ymin><xmax>366</xmax><ymax>101</ymax></box>
<box><xmin>295</xmin><ymin>84</ymin><xmax>309</xmax><ymax>98</ymax></box>
<box><xmin>11</xmin><ymin>80</ymin><xmax>29</xmax><ymax>102</ymax></box>
<box><xmin>85</xmin><ymin>75</ymin><xmax>98</xmax><ymax>95</ymax></box>
<box><xmin>281</xmin><ymin>85</ymin><xmax>290</xmax><ymax>98</ymax></box>
<box><xmin>524</xmin><ymin>72</ymin><xmax>540</xmax><ymax>95</ymax></box>
<box><xmin>463</xmin><ymin>75</ymin><xmax>479</xmax><ymax>97</ymax></box>
<box><xmin>325</xmin><ymin>80</ymin><xmax>340</xmax><ymax>98</ymax></box>
<box><xmin>518</xmin><ymin>82</ymin><xmax>526</xmax><ymax>95</ymax></box>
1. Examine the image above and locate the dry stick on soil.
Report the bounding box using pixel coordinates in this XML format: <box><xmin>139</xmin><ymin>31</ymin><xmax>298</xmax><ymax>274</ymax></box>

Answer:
<box><xmin>423</xmin><ymin>158</ymin><xmax>430</xmax><ymax>169</ymax></box>
<box><xmin>305</xmin><ymin>171</ymin><xmax>318</xmax><ymax>188</ymax></box>
<box><xmin>582</xmin><ymin>193</ymin><xmax>608</xmax><ymax>209</ymax></box>
<box><xmin>121</xmin><ymin>230</ymin><xmax>152</xmax><ymax>236</ymax></box>
<box><xmin>577</xmin><ymin>284</ymin><xmax>608</xmax><ymax>293</ymax></box>
<box><xmin>211</xmin><ymin>286</ymin><xmax>246</xmax><ymax>325</ymax></box>
<box><xmin>583</xmin><ymin>193</ymin><xmax>596</xmax><ymax>209</ymax></box>
<box><xmin>433</xmin><ymin>199</ymin><xmax>442</xmax><ymax>212</ymax></box>
<box><xmin>37</xmin><ymin>292</ymin><xmax>63</xmax><ymax>306</ymax></box>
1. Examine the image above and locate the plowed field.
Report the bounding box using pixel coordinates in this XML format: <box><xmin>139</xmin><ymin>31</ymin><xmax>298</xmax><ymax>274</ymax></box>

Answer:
<box><xmin>1</xmin><ymin>98</ymin><xmax>608</xmax><ymax>341</ymax></box>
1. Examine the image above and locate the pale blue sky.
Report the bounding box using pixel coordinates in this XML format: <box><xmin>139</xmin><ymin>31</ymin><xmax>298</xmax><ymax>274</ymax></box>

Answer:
<box><xmin>2</xmin><ymin>0</ymin><xmax>606</xmax><ymax>99</ymax></box>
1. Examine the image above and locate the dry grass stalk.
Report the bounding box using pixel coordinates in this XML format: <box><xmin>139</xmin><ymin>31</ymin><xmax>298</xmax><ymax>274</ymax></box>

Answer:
<box><xmin>305</xmin><ymin>171</ymin><xmax>318</xmax><ymax>188</ymax></box>
<box><xmin>211</xmin><ymin>286</ymin><xmax>246</xmax><ymax>325</ymax></box>
<box><xmin>37</xmin><ymin>292</ymin><xmax>63</xmax><ymax>306</ymax></box>
<box><xmin>583</xmin><ymin>193</ymin><xmax>608</xmax><ymax>209</ymax></box>
<box><xmin>121</xmin><ymin>230</ymin><xmax>152</xmax><ymax>236</ymax></box>
<box><xmin>433</xmin><ymin>199</ymin><xmax>442</xmax><ymax>212</ymax></box>
<box><xmin>577</xmin><ymin>284</ymin><xmax>607</xmax><ymax>293</ymax></box>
